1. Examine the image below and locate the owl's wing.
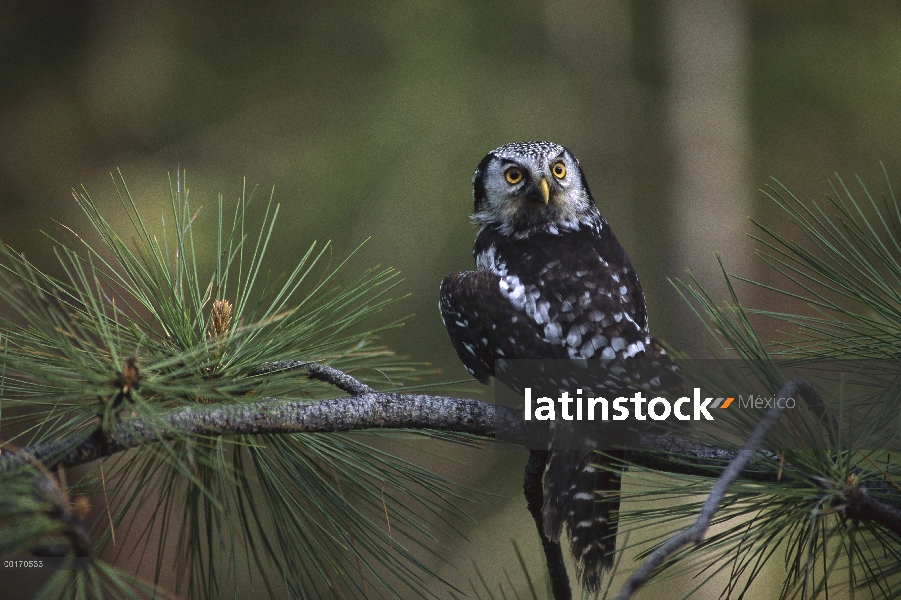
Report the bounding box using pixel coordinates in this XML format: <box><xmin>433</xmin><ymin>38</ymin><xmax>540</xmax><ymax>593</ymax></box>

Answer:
<box><xmin>438</xmin><ymin>271</ymin><xmax>498</xmax><ymax>384</ymax></box>
<box><xmin>439</xmin><ymin>270</ymin><xmax>504</xmax><ymax>384</ymax></box>
<box><xmin>440</xmin><ymin>268</ymin><xmax>580</xmax><ymax>382</ymax></box>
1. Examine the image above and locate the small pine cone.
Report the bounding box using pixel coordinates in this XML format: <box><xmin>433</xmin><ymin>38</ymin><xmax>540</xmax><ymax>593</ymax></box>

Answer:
<box><xmin>208</xmin><ymin>299</ymin><xmax>233</xmax><ymax>340</ymax></box>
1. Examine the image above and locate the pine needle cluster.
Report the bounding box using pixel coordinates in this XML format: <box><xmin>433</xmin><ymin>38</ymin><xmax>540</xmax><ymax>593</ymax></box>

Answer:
<box><xmin>0</xmin><ymin>172</ymin><xmax>475</xmax><ymax>599</ymax></box>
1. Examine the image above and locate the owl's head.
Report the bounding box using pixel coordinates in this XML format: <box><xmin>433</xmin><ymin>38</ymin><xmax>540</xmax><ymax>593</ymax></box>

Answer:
<box><xmin>471</xmin><ymin>141</ymin><xmax>598</xmax><ymax>237</ymax></box>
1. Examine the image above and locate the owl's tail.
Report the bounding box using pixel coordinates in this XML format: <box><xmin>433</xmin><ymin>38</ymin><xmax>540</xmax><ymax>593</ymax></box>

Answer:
<box><xmin>542</xmin><ymin>448</ymin><xmax>623</xmax><ymax>592</ymax></box>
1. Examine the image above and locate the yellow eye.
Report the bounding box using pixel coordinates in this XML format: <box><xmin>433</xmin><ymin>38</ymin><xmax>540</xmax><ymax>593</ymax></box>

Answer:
<box><xmin>504</xmin><ymin>167</ymin><xmax>523</xmax><ymax>185</ymax></box>
<box><xmin>552</xmin><ymin>161</ymin><xmax>566</xmax><ymax>179</ymax></box>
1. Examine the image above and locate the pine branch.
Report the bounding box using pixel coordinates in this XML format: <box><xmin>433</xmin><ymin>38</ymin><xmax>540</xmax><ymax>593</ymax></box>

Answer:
<box><xmin>4</xmin><ymin>368</ymin><xmax>901</xmax><ymax>599</ymax></box>
<box><xmin>0</xmin><ymin>389</ymin><xmax>783</xmax><ymax>477</ymax></box>
<box><xmin>0</xmin><ymin>392</ymin><xmax>521</xmax><ymax>473</ymax></box>
<box><xmin>845</xmin><ymin>484</ymin><xmax>901</xmax><ymax>537</ymax></box>
<box><xmin>617</xmin><ymin>376</ymin><xmax>816</xmax><ymax>600</ymax></box>
<box><xmin>3</xmin><ymin>376</ymin><xmax>899</xmax><ymax>514</ymax></box>
<box><xmin>249</xmin><ymin>360</ymin><xmax>375</xmax><ymax>395</ymax></box>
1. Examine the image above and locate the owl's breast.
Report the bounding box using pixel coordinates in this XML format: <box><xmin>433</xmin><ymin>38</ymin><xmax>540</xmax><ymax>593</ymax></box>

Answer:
<box><xmin>471</xmin><ymin>225</ymin><xmax>650</xmax><ymax>361</ymax></box>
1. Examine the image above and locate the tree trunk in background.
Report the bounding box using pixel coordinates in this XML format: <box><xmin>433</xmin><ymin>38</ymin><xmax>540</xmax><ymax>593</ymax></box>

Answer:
<box><xmin>629</xmin><ymin>0</ymin><xmax>677</xmax><ymax>349</ymax></box>
<box><xmin>631</xmin><ymin>0</ymin><xmax>752</xmax><ymax>356</ymax></box>
<box><xmin>665</xmin><ymin>0</ymin><xmax>752</xmax><ymax>353</ymax></box>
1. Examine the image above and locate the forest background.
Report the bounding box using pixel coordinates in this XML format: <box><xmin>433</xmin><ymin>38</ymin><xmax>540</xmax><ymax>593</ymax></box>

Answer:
<box><xmin>2</xmin><ymin>1</ymin><xmax>900</xmax><ymax>597</ymax></box>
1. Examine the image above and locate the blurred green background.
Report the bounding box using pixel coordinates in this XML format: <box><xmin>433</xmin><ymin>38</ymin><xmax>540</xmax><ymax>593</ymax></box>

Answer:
<box><xmin>3</xmin><ymin>0</ymin><xmax>901</xmax><ymax>597</ymax></box>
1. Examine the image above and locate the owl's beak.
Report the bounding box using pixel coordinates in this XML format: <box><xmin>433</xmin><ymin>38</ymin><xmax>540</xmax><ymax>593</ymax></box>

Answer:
<box><xmin>537</xmin><ymin>178</ymin><xmax>550</xmax><ymax>205</ymax></box>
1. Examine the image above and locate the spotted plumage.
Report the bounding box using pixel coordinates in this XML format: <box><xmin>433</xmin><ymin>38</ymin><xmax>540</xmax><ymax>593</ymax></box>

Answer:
<box><xmin>440</xmin><ymin>141</ymin><xmax>677</xmax><ymax>591</ymax></box>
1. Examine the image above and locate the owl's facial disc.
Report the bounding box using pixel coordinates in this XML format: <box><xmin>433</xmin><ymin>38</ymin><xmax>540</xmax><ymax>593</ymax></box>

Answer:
<box><xmin>472</xmin><ymin>141</ymin><xmax>597</xmax><ymax>237</ymax></box>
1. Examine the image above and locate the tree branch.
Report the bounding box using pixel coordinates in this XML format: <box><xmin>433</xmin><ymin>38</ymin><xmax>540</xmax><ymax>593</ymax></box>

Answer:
<box><xmin>249</xmin><ymin>360</ymin><xmax>375</xmax><ymax>395</ymax></box>
<box><xmin>0</xmin><ymin>390</ymin><xmax>752</xmax><ymax>477</ymax></box>
<box><xmin>3</xmin><ymin>370</ymin><xmax>901</xmax><ymax>599</ymax></box>
<box><xmin>843</xmin><ymin>480</ymin><xmax>901</xmax><ymax>538</ymax></box>
<box><xmin>0</xmin><ymin>393</ymin><xmax>521</xmax><ymax>473</ymax></box>
<box><xmin>616</xmin><ymin>376</ymin><xmax>817</xmax><ymax>600</ymax></box>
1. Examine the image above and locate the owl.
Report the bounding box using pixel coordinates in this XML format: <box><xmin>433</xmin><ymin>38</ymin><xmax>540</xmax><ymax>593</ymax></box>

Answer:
<box><xmin>440</xmin><ymin>141</ymin><xmax>676</xmax><ymax>591</ymax></box>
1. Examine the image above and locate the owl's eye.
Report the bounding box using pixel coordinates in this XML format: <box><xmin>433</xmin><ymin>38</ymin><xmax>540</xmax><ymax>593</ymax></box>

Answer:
<box><xmin>504</xmin><ymin>168</ymin><xmax>523</xmax><ymax>185</ymax></box>
<box><xmin>552</xmin><ymin>161</ymin><xmax>566</xmax><ymax>179</ymax></box>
